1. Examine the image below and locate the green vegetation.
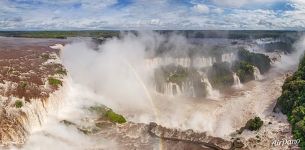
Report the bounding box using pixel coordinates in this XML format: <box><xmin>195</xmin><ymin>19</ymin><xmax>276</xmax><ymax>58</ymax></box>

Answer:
<box><xmin>155</xmin><ymin>65</ymin><xmax>189</xmax><ymax>85</ymax></box>
<box><xmin>167</xmin><ymin>66</ymin><xmax>188</xmax><ymax>84</ymax></box>
<box><xmin>0</xmin><ymin>30</ymin><xmax>299</xmax><ymax>40</ymax></box>
<box><xmin>56</xmin><ymin>68</ymin><xmax>67</xmax><ymax>75</ymax></box>
<box><xmin>233</xmin><ymin>61</ymin><xmax>254</xmax><ymax>83</ymax></box>
<box><xmin>48</xmin><ymin>77</ymin><xmax>62</xmax><ymax>87</ymax></box>
<box><xmin>208</xmin><ymin>62</ymin><xmax>234</xmax><ymax>89</ymax></box>
<box><xmin>104</xmin><ymin>109</ymin><xmax>127</xmax><ymax>124</ymax></box>
<box><xmin>276</xmin><ymin>55</ymin><xmax>305</xmax><ymax>148</ymax></box>
<box><xmin>237</xmin><ymin>49</ymin><xmax>271</xmax><ymax>73</ymax></box>
<box><xmin>154</xmin><ymin>65</ymin><xmax>188</xmax><ymax>85</ymax></box>
<box><xmin>237</xmin><ymin>116</ymin><xmax>263</xmax><ymax>134</ymax></box>
<box><xmin>245</xmin><ymin>117</ymin><xmax>263</xmax><ymax>131</ymax></box>
<box><xmin>89</xmin><ymin>105</ymin><xmax>127</xmax><ymax>124</ymax></box>
<box><xmin>154</xmin><ymin>65</ymin><xmax>208</xmax><ymax>97</ymax></box>
<box><xmin>0</xmin><ymin>31</ymin><xmax>119</xmax><ymax>39</ymax></box>
<box><xmin>15</xmin><ymin>100</ymin><xmax>23</xmax><ymax>108</ymax></box>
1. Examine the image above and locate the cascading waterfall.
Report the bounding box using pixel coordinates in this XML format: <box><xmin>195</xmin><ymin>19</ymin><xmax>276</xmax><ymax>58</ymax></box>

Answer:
<box><xmin>221</xmin><ymin>53</ymin><xmax>236</xmax><ymax>63</ymax></box>
<box><xmin>201</xmin><ymin>75</ymin><xmax>220</xmax><ymax>99</ymax></box>
<box><xmin>146</xmin><ymin>53</ymin><xmax>235</xmax><ymax>69</ymax></box>
<box><xmin>253</xmin><ymin>66</ymin><xmax>263</xmax><ymax>80</ymax></box>
<box><xmin>232</xmin><ymin>72</ymin><xmax>242</xmax><ymax>88</ymax></box>
<box><xmin>193</xmin><ymin>57</ymin><xmax>216</xmax><ymax>68</ymax></box>
<box><xmin>146</xmin><ymin>56</ymin><xmax>220</xmax><ymax>69</ymax></box>
<box><xmin>0</xmin><ymin>77</ymin><xmax>70</xmax><ymax>146</ymax></box>
<box><xmin>145</xmin><ymin>57</ymin><xmax>191</xmax><ymax>69</ymax></box>
<box><xmin>164</xmin><ymin>82</ymin><xmax>182</xmax><ymax>96</ymax></box>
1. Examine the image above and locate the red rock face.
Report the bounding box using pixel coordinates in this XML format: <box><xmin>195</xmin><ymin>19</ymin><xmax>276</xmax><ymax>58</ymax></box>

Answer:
<box><xmin>0</xmin><ymin>37</ymin><xmax>68</xmax><ymax>145</ymax></box>
<box><xmin>0</xmin><ymin>37</ymin><xmax>68</xmax><ymax>101</ymax></box>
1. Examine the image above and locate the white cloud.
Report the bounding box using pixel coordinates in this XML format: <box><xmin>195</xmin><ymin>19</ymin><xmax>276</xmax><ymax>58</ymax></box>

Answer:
<box><xmin>81</xmin><ymin>0</ymin><xmax>118</xmax><ymax>10</ymax></box>
<box><xmin>211</xmin><ymin>8</ymin><xmax>224</xmax><ymax>14</ymax></box>
<box><xmin>211</xmin><ymin>0</ymin><xmax>285</xmax><ymax>8</ymax></box>
<box><xmin>193</xmin><ymin>4</ymin><xmax>210</xmax><ymax>14</ymax></box>
<box><xmin>0</xmin><ymin>0</ymin><xmax>305</xmax><ymax>30</ymax></box>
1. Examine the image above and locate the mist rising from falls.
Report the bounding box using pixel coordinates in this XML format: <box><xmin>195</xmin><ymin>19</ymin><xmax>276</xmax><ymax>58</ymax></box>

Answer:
<box><xmin>232</xmin><ymin>72</ymin><xmax>242</xmax><ymax>88</ymax></box>
<box><xmin>253</xmin><ymin>66</ymin><xmax>263</xmax><ymax>80</ymax></box>
<box><xmin>58</xmin><ymin>32</ymin><xmax>305</xmax><ymax>141</ymax></box>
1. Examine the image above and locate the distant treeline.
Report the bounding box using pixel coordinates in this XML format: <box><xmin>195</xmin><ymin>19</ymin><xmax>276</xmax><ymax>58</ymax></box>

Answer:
<box><xmin>0</xmin><ymin>30</ymin><xmax>302</xmax><ymax>39</ymax></box>
<box><xmin>0</xmin><ymin>31</ymin><xmax>120</xmax><ymax>39</ymax></box>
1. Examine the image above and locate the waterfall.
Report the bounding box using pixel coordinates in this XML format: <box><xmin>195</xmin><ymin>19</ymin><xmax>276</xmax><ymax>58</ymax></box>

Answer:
<box><xmin>145</xmin><ymin>57</ymin><xmax>192</xmax><ymax>69</ymax></box>
<box><xmin>49</xmin><ymin>44</ymin><xmax>64</xmax><ymax>50</ymax></box>
<box><xmin>0</xmin><ymin>77</ymin><xmax>70</xmax><ymax>146</ymax></box>
<box><xmin>232</xmin><ymin>72</ymin><xmax>242</xmax><ymax>88</ymax></box>
<box><xmin>192</xmin><ymin>56</ymin><xmax>219</xmax><ymax>68</ymax></box>
<box><xmin>164</xmin><ymin>82</ymin><xmax>182</xmax><ymax>96</ymax></box>
<box><xmin>253</xmin><ymin>66</ymin><xmax>263</xmax><ymax>80</ymax></box>
<box><xmin>221</xmin><ymin>53</ymin><xmax>236</xmax><ymax>63</ymax></box>
<box><xmin>201</xmin><ymin>75</ymin><xmax>220</xmax><ymax>99</ymax></box>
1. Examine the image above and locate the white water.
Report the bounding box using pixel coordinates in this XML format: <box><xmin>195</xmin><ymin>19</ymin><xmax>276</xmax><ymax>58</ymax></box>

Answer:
<box><xmin>164</xmin><ymin>82</ymin><xmax>182</xmax><ymax>96</ymax></box>
<box><xmin>221</xmin><ymin>53</ymin><xmax>236</xmax><ymax>63</ymax></box>
<box><xmin>146</xmin><ymin>53</ymin><xmax>235</xmax><ymax>69</ymax></box>
<box><xmin>202</xmin><ymin>75</ymin><xmax>220</xmax><ymax>100</ymax></box>
<box><xmin>146</xmin><ymin>57</ymin><xmax>191</xmax><ymax>68</ymax></box>
<box><xmin>53</xmin><ymin>33</ymin><xmax>305</xmax><ymax>148</ymax></box>
<box><xmin>192</xmin><ymin>57</ymin><xmax>217</xmax><ymax>68</ymax></box>
<box><xmin>253</xmin><ymin>66</ymin><xmax>263</xmax><ymax>80</ymax></box>
<box><xmin>232</xmin><ymin>72</ymin><xmax>243</xmax><ymax>88</ymax></box>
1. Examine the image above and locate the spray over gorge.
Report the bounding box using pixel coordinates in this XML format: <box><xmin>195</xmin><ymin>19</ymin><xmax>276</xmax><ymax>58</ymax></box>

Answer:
<box><xmin>0</xmin><ymin>30</ymin><xmax>304</xmax><ymax>150</ymax></box>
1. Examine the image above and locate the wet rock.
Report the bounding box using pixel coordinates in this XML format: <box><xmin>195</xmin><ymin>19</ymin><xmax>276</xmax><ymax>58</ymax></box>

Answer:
<box><xmin>233</xmin><ymin>139</ymin><xmax>244</xmax><ymax>148</ymax></box>
<box><xmin>148</xmin><ymin>122</ymin><xmax>233</xmax><ymax>150</ymax></box>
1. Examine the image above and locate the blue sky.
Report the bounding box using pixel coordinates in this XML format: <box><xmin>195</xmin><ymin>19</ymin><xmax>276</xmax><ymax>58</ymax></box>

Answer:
<box><xmin>0</xmin><ymin>0</ymin><xmax>305</xmax><ymax>30</ymax></box>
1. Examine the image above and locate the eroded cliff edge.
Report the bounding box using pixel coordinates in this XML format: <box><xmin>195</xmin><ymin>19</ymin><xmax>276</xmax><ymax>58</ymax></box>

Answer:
<box><xmin>0</xmin><ymin>37</ymin><xmax>69</xmax><ymax>146</ymax></box>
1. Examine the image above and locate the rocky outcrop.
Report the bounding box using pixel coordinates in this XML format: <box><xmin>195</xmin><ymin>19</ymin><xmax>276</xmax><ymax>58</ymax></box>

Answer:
<box><xmin>148</xmin><ymin>122</ymin><xmax>234</xmax><ymax>150</ymax></box>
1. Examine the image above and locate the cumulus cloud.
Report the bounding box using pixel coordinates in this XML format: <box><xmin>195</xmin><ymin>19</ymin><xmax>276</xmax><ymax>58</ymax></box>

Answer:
<box><xmin>193</xmin><ymin>4</ymin><xmax>210</xmax><ymax>14</ymax></box>
<box><xmin>0</xmin><ymin>0</ymin><xmax>304</xmax><ymax>30</ymax></box>
<box><xmin>211</xmin><ymin>8</ymin><xmax>224</xmax><ymax>14</ymax></box>
<box><xmin>211</xmin><ymin>0</ymin><xmax>285</xmax><ymax>8</ymax></box>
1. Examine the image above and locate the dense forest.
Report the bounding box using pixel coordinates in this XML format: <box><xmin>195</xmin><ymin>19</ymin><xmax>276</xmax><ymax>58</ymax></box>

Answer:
<box><xmin>0</xmin><ymin>30</ymin><xmax>302</xmax><ymax>40</ymax></box>
<box><xmin>276</xmin><ymin>54</ymin><xmax>305</xmax><ymax>149</ymax></box>
<box><xmin>0</xmin><ymin>31</ymin><xmax>120</xmax><ymax>39</ymax></box>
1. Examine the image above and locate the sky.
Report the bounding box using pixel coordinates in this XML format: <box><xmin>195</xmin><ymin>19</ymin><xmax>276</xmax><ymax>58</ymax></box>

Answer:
<box><xmin>0</xmin><ymin>0</ymin><xmax>305</xmax><ymax>30</ymax></box>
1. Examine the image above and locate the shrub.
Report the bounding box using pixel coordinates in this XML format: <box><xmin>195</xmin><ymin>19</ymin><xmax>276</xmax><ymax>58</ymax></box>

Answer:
<box><xmin>48</xmin><ymin>77</ymin><xmax>62</xmax><ymax>87</ymax></box>
<box><xmin>245</xmin><ymin>117</ymin><xmax>263</xmax><ymax>131</ymax></box>
<box><xmin>104</xmin><ymin>109</ymin><xmax>127</xmax><ymax>124</ymax></box>
<box><xmin>88</xmin><ymin>105</ymin><xmax>127</xmax><ymax>124</ymax></box>
<box><xmin>56</xmin><ymin>68</ymin><xmax>67</xmax><ymax>75</ymax></box>
<box><xmin>15</xmin><ymin>100</ymin><xmax>23</xmax><ymax>108</ymax></box>
<box><xmin>233</xmin><ymin>61</ymin><xmax>254</xmax><ymax>83</ymax></box>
